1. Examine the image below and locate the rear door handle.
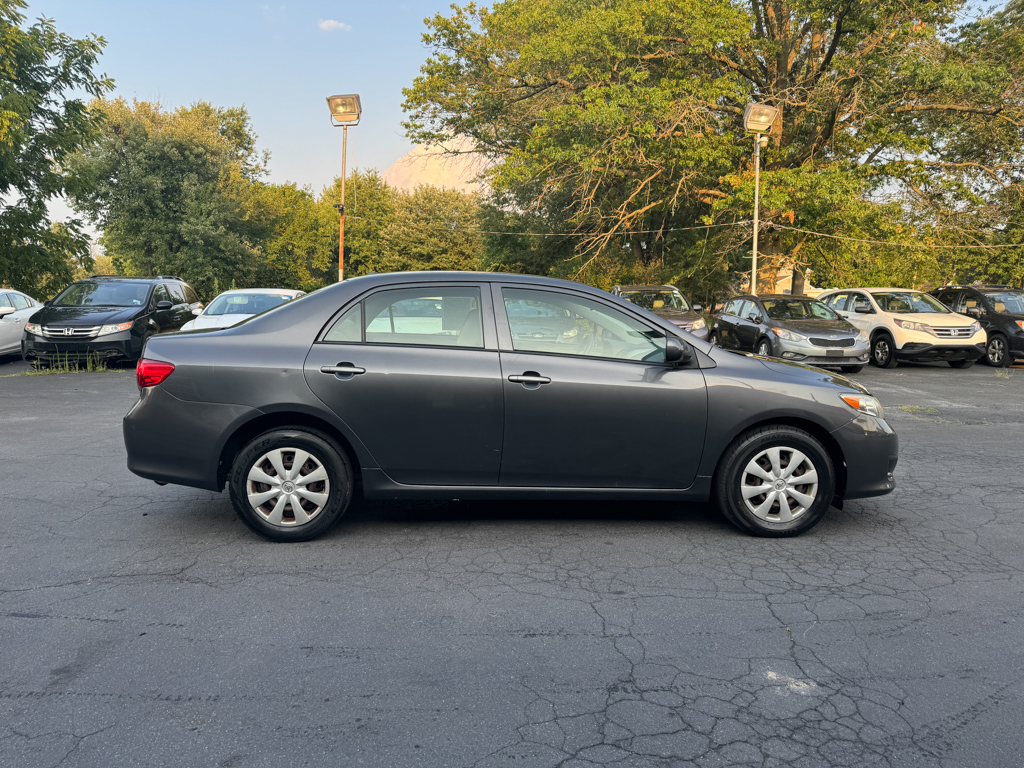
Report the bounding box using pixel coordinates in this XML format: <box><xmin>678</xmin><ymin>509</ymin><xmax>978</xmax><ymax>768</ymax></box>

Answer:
<box><xmin>508</xmin><ymin>372</ymin><xmax>551</xmax><ymax>386</ymax></box>
<box><xmin>320</xmin><ymin>363</ymin><xmax>366</xmax><ymax>379</ymax></box>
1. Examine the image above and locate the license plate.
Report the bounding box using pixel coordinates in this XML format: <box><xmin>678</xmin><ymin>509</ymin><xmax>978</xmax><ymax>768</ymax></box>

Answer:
<box><xmin>826</xmin><ymin>350</ymin><xmax>843</xmax><ymax>357</ymax></box>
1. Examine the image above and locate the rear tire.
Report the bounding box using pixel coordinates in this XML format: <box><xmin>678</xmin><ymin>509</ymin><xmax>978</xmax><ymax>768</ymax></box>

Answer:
<box><xmin>229</xmin><ymin>427</ymin><xmax>353</xmax><ymax>542</ymax></box>
<box><xmin>985</xmin><ymin>335</ymin><xmax>1011</xmax><ymax>367</ymax></box>
<box><xmin>871</xmin><ymin>334</ymin><xmax>898</xmax><ymax>368</ymax></box>
<box><xmin>714</xmin><ymin>426</ymin><xmax>835</xmax><ymax>537</ymax></box>
<box><xmin>948</xmin><ymin>359</ymin><xmax>975</xmax><ymax>369</ymax></box>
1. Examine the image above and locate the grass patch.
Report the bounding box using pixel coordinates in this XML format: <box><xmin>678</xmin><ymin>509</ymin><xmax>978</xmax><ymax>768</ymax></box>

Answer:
<box><xmin>2</xmin><ymin>353</ymin><xmax>115</xmax><ymax>377</ymax></box>
<box><xmin>897</xmin><ymin>405</ymin><xmax>939</xmax><ymax>414</ymax></box>
<box><xmin>994</xmin><ymin>369</ymin><xmax>1013</xmax><ymax>380</ymax></box>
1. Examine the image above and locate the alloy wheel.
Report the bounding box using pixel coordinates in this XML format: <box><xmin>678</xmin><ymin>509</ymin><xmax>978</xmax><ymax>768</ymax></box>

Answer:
<box><xmin>757</xmin><ymin>340</ymin><xmax>771</xmax><ymax>356</ymax></box>
<box><xmin>987</xmin><ymin>337</ymin><xmax>1006</xmax><ymax>366</ymax></box>
<box><xmin>246</xmin><ymin>447</ymin><xmax>331</xmax><ymax>527</ymax></box>
<box><xmin>740</xmin><ymin>446</ymin><xmax>818</xmax><ymax>523</ymax></box>
<box><xmin>874</xmin><ymin>339</ymin><xmax>890</xmax><ymax>365</ymax></box>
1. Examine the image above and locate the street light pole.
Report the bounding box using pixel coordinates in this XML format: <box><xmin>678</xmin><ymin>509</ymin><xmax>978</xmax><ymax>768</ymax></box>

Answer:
<box><xmin>326</xmin><ymin>93</ymin><xmax>362</xmax><ymax>283</ymax></box>
<box><xmin>751</xmin><ymin>133</ymin><xmax>761</xmax><ymax>295</ymax></box>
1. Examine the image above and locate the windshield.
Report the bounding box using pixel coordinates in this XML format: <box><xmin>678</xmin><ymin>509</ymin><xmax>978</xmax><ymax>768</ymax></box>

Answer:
<box><xmin>762</xmin><ymin>299</ymin><xmax>839</xmax><ymax>321</ymax></box>
<box><xmin>619</xmin><ymin>290</ymin><xmax>690</xmax><ymax>312</ymax></box>
<box><xmin>983</xmin><ymin>291</ymin><xmax>1024</xmax><ymax>314</ymax></box>
<box><xmin>871</xmin><ymin>291</ymin><xmax>949</xmax><ymax>314</ymax></box>
<box><xmin>205</xmin><ymin>292</ymin><xmax>297</xmax><ymax>316</ymax></box>
<box><xmin>52</xmin><ymin>281</ymin><xmax>151</xmax><ymax>308</ymax></box>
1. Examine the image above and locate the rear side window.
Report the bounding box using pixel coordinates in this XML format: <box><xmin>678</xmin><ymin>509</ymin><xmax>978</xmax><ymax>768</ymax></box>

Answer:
<box><xmin>0</xmin><ymin>294</ymin><xmax>11</xmax><ymax>308</ymax></box>
<box><xmin>822</xmin><ymin>293</ymin><xmax>848</xmax><ymax>310</ymax></box>
<box><xmin>324</xmin><ymin>286</ymin><xmax>484</xmax><ymax>348</ymax></box>
<box><xmin>183</xmin><ymin>285</ymin><xmax>199</xmax><ymax>304</ymax></box>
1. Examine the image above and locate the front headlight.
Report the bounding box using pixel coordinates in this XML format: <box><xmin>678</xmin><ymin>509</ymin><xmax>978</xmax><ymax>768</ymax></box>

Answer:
<box><xmin>689</xmin><ymin>318</ymin><xmax>706</xmax><ymax>331</ymax></box>
<box><xmin>970</xmin><ymin>321</ymin><xmax>982</xmax><ymax>334</ymax></box>
<box><xmin>894</xmin><ymin>319</ymin><xmax>933</xmax><ymax>334</ymax></box>
<box><xmin>840</xmin><ymin>393</ymin><xmax>885</xmax><ymax>419</ymax></box>
<box><xmin>25</xmin><ymin>323</ymin><xmax>44</xmax><ymax>336</ymax></box>
<box><xmin>856</xmin><ymin>330</ymin><xmax>869</xmax><ymax>342</ymax></box>
<box><xmin>772</xmin><ymin>327</ymin><xmax>807</xmax><ymax>342</ymax></box>
<box><xmin>98</xmin><ymin>322</ymin><xmax>133</xmax><ymax>336</ymax></box>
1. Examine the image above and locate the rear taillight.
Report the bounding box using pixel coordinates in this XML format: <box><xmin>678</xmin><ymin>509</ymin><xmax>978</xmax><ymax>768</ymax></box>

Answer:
<box><xmin>137</xmin><ymin>358</ymin><xmax>175</xmax><ymax>388</ymax></box>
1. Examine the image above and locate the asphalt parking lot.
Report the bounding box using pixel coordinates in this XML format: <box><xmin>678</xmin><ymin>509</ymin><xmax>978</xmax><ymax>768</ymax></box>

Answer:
<box><xmin>1</xmin><ymin>353</ymin><xmax>1023</xmax><ymax>767</ymax></box>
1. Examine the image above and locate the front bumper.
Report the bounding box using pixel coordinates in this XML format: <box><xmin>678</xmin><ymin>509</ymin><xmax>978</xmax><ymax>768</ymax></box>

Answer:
<box><xmin>774</xmin><ymin>337</ymin><xmax>870</xmax><ymax>366</ymax></box>
<box><xmin>832</xmin><ymin>414</ymin><xmax>898</xmax><ymax>500</ymax></box>
<box><xmin>22</xmin><ymin>331</ymin><xmax>140</xmax><ymax>362</ymax></box>
<box><xmin>896</xmin><ymin>342</ymin><xmax>985</xmax><ymax>362</ymax></box>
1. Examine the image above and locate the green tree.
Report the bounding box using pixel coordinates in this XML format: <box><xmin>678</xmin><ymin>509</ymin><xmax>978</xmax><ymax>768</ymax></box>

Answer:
<box><xmin>319</xmin><ymin>169</ymin><xmax>400</xmax><ymax>278</ymax></box>
<box><xmin>67</xmin><ymin>99</ymin><xmax>269</xmax><ymax>299</ymax></box>
<box><xmin>378</xmin><ymin>185</ymin><xmax>482</xmax><ymax>272</ymax></box>
<box><xmin>0</xmin><ymin>0</ymin><xmax>111</xmax><ymax>295</ymax></box>
<box><xmin>404</xmin><ymin>0</ymin><xmax>1024</xmax><ymax>291</ymax></box>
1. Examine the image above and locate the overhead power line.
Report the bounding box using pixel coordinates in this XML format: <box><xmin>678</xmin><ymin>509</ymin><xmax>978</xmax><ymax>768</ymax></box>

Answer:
<box><xmin>769</xmin><ymin>223</ymin><xmax>1024</xmax><ymax>250</ymax></box>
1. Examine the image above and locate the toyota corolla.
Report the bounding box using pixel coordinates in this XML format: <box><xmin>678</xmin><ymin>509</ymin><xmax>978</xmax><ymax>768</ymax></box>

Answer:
<box><xmin>124</xmin><ymin>272</ymin><xmax>898</xmax><ymax>541</ymax></box>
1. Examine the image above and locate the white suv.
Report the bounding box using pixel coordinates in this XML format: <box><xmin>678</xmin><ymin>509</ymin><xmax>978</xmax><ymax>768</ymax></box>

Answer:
<box><xmin>817</xmin><ymin>288</ymin><xmax>986</xmax><ymax>368</ymax></box>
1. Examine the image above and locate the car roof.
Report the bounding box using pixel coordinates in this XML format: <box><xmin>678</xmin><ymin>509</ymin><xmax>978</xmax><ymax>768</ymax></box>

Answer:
<box><xmin>214</xmin><ymin>288</ymin><xmax>304</xmax><ymax>296</ymax></box>
<box><xmin>87</xmin><ymin>275</ymin><xmax>183</xmax><ymax>282</ymax></box>
<box><xmin>616</xmin><ymin>285</ymin><xmax>678</xmax><ymax>291</ymax></box>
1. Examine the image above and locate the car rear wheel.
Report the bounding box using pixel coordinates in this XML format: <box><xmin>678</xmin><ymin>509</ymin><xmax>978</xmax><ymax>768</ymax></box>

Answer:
<box><xmin>948</xmin><ymin>359</ymin><xmax>975</xmax><ymax>369</ymax></box>
<box><xmin>871</xmin><ymin>334</ymin><xmax>898</xmax><ymax>368</ymax></box>
<box><xmin>715</xmin><ymin>426</ymin><xmax>835</xmax><ymax>537</ymax></box>
<box><xmin>229</xmin><ymin>428</ymin><xmax>353</xmax><ymax>542</ymax></box>
<box><xmin>985</xmin><ymin>335</ymin><xmax>1011</xmax><ymax>367</ymax></box>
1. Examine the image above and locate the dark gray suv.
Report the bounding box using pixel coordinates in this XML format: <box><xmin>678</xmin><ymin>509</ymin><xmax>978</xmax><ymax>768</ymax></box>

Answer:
<box><xmin>124</xmin><ymin>272</ymin><xmax>897</xmax><ymax>542</ymax></box>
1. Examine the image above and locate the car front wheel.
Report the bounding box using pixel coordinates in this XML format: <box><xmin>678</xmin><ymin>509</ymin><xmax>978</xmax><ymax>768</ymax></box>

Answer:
<box><xmin>756</xmin><ymin>338</ymin><xmax>773</xmax><ymax>357</ymax></box>
<box><xmin>715</xmin><ymin>426</ymin><xmax>835</xmax><ymax>537</ymax></box>
<box><xmin>229</xmin><ymin>427</ymin><xmax>353</xmax><ymax>542</ymax></box>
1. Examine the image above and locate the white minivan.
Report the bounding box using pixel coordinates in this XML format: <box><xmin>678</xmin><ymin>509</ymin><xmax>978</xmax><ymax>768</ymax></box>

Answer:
<box><xmin>817</xmin><ymin>287</ymin><xmax>986</xmax><ymax>368</ymax></box>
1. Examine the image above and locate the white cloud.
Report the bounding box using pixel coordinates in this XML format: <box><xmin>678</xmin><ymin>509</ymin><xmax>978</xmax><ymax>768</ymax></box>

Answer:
<box><xmin>318</xmin><ymin>19</ymin><xmax>351</xmax><ymax>32</ymax></box>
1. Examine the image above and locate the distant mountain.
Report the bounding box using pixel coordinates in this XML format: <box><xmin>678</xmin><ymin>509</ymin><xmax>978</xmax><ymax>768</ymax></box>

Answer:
<box><xmin>382</xmin><ymin>138</ymin><xmax>487</xmax><ymax>192</ymax></box>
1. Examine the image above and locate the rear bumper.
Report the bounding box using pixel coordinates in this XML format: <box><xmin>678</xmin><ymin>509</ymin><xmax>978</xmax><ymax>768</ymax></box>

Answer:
<box><xmin>896</xmin><ymin>342</ymin><xmax>985</xmax><ymax>362</ymax></box>
<box><xmin>124</xmin><ymin>385</ymin><xmax>258</xmax><ymax>492</ymax></box>
<box><xmin>23</xmin><ymin>332</ymin><xmax>141</xmax><ymax>362</ymax></box>
<box><xmin>833</xmin><ymin>414</ymin><xmax>898</xmax><ymax>500</ymax></box>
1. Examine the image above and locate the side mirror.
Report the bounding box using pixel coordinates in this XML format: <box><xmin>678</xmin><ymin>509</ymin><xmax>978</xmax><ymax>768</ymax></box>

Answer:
<box><xmin>156</xmin><ymin>301</ymin><xmax>173</xmax><ymax>310</ymax></box>
<box><xmin>192</xmin><ymin>307</ymin><xmax>203</xmax><ymax>316</ymax></box>
<box><xmin>747</xmin><ymin>313</ymin><xmax>758</xmax><ymax>322</ymax></box>
<box><xmin>965</xmin><ymin>306</ymin><xmax>982</xmax><ymax>318</ymax></box>
<box><xmin>692</xmin><ymin>304</ymin><xmax>702</xmax><ymax>312</ymax></box>
<box><xmin>665</xmin><ymin>337</ymin><xmax>692</xmax><ymax>365</ymax></box>
<box><xmin>0</xmin><ymin>306</ymin><xmax>15</xmax><ymax>319</ymax></box>
<box><xmin>855</xmin><ymin>306</ymin><xmax>872</xmax><ymax>314</ymax></box>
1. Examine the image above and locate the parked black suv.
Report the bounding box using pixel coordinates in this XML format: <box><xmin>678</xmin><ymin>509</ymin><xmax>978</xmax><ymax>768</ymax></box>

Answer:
<box><xmin>23</xmin><ymin>276</ymin><xmax>201</xmax><ymax>364</ymax></box>
<box><xmin>609</xmin><ymin>284</ymin><xmax>709</xmax><ymax>340</ymax></box>
<box><xmin>931</xmin><ymin>285</ymin><xmax>1024</xmax><ymax>367</ymax></box>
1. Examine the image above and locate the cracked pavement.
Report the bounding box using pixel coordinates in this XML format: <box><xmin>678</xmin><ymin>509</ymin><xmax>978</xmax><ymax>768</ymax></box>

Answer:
<box><xmin>1</xmin><ymin>359</ymin><xmax>1023</xmax><ymax>767</ymax></box>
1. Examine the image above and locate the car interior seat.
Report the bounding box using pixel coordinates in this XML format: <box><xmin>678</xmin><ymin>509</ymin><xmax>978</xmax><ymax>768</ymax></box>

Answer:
<box><xmin>652</xmin><ymin>299</ymin><xmax>665</xmax><ymax>309</ymax></box>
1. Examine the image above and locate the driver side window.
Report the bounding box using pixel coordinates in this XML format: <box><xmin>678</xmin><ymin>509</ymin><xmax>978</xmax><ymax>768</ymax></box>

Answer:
<box><xmin>501</xmin><ymin>288</ymin><xmax>666</xmax><ymax>363</ymax></box>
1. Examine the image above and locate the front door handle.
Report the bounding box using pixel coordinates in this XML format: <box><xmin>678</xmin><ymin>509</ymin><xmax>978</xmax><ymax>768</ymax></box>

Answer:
<box><xmin>508</xmin><ymin>371</ymin><xmax>551</xmax><ymax>388</ymax></box>
<box><xmin>320</xmin><ymin>362</ymin><xmax>366</xmax><ymax>380</ymax></box>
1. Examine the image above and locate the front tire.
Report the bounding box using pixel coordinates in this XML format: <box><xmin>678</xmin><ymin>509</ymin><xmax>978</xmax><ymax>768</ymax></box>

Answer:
<box><xmin>229</xmin><ymin>428</ymin><xmax>353</xmax><ymax>542</ymax></box>
<box><xmin>985</xmin><ymin>335</ymin><xmax>1011</xmax><ymax>367</ymax></box>
<box><xmin>871</xmin><ymin>334</ymin><xmax>898</xmax><ymax>368</ymax></box>
<box><xmin>756</xmin><ymin>338</ymin><xmax>773</xmax><ymax>357</ymax></box>
<box><xmin>715</xmin><ymin>426</ymin><xmax>835</xmax><ymax>537</ymax></box>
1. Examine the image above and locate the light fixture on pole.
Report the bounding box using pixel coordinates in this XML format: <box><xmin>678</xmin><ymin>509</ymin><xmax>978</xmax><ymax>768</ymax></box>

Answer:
<box><xmin>326</xmin><ymin>93</ymin><xmax>362</xmax><ymax>282</ymax></box>
<box><xmin>743</xmin><ymin>102</ymin><xmax>779</xmax><ymax>295</ymax></box>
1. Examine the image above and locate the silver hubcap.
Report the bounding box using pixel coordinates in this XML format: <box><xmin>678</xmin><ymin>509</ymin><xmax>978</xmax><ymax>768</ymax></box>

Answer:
<box><xmin>758</xmin><ymin>343</ymin><xmax>769</xmax><ymax>355</ymax></box>
<box><xmin>246</xmin><ymin>448</ymin><xmax>331</xmax><ymax>527</ymax></box>
<box><xmin>874</xmin><ymin>340</ymin><xmax>889</xmax><ymax>363</ymax></box>
<box><xmin>988</xmin><ymin>339</ymin><xmax>1005</xmax><ymax>364</ymax></box>
<box><xmin>740</xmin><ymin>446</ymin><xmax>819</xmax><ymax>523</ymax></box>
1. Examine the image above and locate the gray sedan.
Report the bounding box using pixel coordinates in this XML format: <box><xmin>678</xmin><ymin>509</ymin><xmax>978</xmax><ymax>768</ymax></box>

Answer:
<box><xmin>124</xmin><ymin>272</ymin><xmax>897</xmax><ymax>541</ymax></box>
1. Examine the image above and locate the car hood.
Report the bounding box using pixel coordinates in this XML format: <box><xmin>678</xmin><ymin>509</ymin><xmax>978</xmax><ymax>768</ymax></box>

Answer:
<box><xmin>902</xmin><ymin>312</ymin><xmax>974</xmax><ymax>327</ymax></box>
<box><xmin>753</xmin><ymin>355</ymin><xmax>869</xmax><ymax>393</ymax></box>
<box><xmin>653</xmin><ymin>308</ymin><xmax>703</xmax><ymax>325</ymax></box>
<box><xmin>184</xmin><ymin>314</ymin><xmax>251</xmax><ymax>330</ymax></box>
<box><xmin>29</xmin><ymin>305</ymin><xmax>141</xmax><ymax>327</ymax></box>
<box><xmin>771</xmin><ymin>318</ymin><xmax>857</xmax><ymax>335</ymax></box>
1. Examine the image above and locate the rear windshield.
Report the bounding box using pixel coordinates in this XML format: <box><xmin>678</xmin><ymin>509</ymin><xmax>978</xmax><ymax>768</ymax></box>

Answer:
<box><xmin>619</xmin><ymin>291</ymin><xmax>690</xmax><ymax>312</ymax></box>
<box><xmin>983</xmin><ymin>291</ymin><xmax>1024</xmax><ymax>314</ymax></box>
<box><xmin>871</xmin><ymin>292</ymin><xmax>949</xmax><ymax>314</ymax></box>
<box><xmin>205</xmin><ymin>293</ymin><xmax>297</xmax><ymax>316</ymax></box>
<box><xmin>762</xmin><ymin>299</ymin><xmax>839</xmax><ymax>321</ymax></box>
<box><xmin>52</xmin><ymin>282</ymin><xmax>151</xmax><ymax>307</ymax></box>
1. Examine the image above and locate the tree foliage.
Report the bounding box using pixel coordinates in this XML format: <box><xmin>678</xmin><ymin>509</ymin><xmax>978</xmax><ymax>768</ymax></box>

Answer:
<box><xmin>0</xmin><ymin>0</ymin><xmax>111</xmax><ymax>296</ymax></box>
<box><xmin>404</xmin><ymin>0</ymin><xmax>1024</xmax><ymax>293</ymax></box>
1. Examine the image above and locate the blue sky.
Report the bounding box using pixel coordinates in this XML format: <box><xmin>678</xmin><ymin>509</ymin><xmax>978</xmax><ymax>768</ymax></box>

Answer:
<box><xmin>26</xmin><ymin>0</ymin><xmax>455</xmax><ymax>194</ymax></box>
